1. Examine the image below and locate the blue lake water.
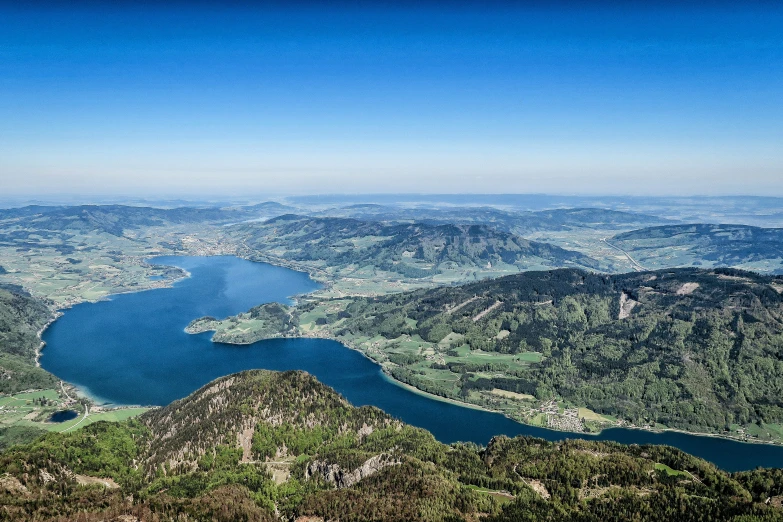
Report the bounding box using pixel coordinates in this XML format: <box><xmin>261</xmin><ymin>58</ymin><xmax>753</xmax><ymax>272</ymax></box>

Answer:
<box><xmin>48</xmin><ymin>410</ymin><xmax>78</xmax><ymax>423</ymax></box>
<box><xmin>40</xmin><ymin>255</ymin><xmax>783</xmax><ymax>471</ymax></box>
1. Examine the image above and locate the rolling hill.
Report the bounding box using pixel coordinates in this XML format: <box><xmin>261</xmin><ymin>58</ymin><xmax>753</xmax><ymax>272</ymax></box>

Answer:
<box><xmin>228</xmin><ymin>215</ymin><xmax>607</xmax><ymax>282</ymax></box>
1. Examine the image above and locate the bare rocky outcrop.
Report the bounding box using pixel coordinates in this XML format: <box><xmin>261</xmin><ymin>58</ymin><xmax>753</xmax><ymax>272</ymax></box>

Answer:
<box><xmin>238</xmin><ymin>425</ymin><xmax>256</xmax><ymax>463</ymax></box>
<box><xmin>618</xmin><ymin>292</ymin><xmax>638</xmax><ymax>319</ymax></box>
<box><xmin>306</xmin><ymin>453</ymin><xmax>400</xmax><ymax>489</ymax></box>
<box><xmin>524</xmin><ymin>478</ymin><xmax>551</xmax><ymax>500</ymax></box>
<box><xmin>0</xmin><ymin>474</ymin><xmax>29</xmax><ymax>495</ymax></box>
<box><xmin>38</xmin><ymin>469</ymin><xmax>55</xmax><ymax>484</ymax></box>
<box><xmin>71</xmin><ymin>473</ymin><xmax>120</xmax><ymax>489</ymax></box>
<box><xmin>676</xmin><ymin>282</ymin><xmax>700</xmax><ymax>295</ymax></box>
<box><xmin>357</xmin><ymin>423</ymin><xmax>374</xmax><ymax>440</ymax></box>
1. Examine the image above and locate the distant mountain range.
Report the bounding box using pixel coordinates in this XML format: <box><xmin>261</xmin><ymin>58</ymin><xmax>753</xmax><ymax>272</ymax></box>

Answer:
<box><xmin>314</xmin><ymin>205</ymin><xmax>672</xmax><ymax>234</ymax></box>
<box><xmin>0</xmin><ymin>203</ymin><xmax>297</xmax><ymax>238</ymax></box>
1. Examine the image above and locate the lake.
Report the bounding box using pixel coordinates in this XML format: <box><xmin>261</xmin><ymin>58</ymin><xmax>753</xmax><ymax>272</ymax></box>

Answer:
<box><xmin>40</xmin><ymin>255</ymin><xmax>783</xmax><ymax>471</ymax></box>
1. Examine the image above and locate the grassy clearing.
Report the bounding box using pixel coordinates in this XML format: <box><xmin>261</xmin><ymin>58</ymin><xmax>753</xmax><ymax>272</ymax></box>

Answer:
<box><xmin>449</xmin><ymin>344</ymin><xmax>472</xmax><ymax>357</ymax></box>
<box><xmin>465</xmin><ymin>484</ymin><xmax>515</xmax><ymax>504</ymax></box>
<box><xmin>578</xmin><ymin>408</ymin><xmax>611</xmax><ymax>422</ymax></box>
<box><xmin>491</xmin><ymin>389</ymin><xmax>535</xmax><ymax>401</ymax></box>
<box><xmin>81</xmin><ymin>408</ymin><xmax>150</xmax><ymax>426</ymax></box>
<box><xmin>744</xmin><ymin>422</ymin><xmax>783</xmax><ymax>441</ymax></box>
<box><xmin>529</xmin><ymin>413</ymin><xmax>548</xmax><ymax>427</ymax></box>
<box><xmin>9</xmin><ymin>390</ymin><xmax>60</xmax><ymax>402</ymax></box>
<box><xmin>0</xmin><ymin>389</ymin><xmax>64</xmax><ymax>427</ymax></box>
<box><xmin>654</xmin><ymin>463</ymin><xmax>688</xmax><ymax>477</ymax></box>
<box><xmin>517</xmin><ymin>351</ymin><xmax>544</xmax><ymax>363</ymax></box>
<box><xmin>438</xmin><ymin>331</ymin><xmax>463</xmax><ymax>346</ymax></box>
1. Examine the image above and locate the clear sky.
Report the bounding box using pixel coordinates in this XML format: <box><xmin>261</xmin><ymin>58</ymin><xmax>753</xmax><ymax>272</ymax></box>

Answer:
<box><xmin>1</xmin><ymin>2</ymin><xmax>781</xmax><ymax>197</ymax></box>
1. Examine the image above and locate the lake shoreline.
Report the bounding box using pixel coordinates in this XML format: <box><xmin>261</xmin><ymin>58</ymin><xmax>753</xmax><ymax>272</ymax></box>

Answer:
<box><xmin>297</xmin><ymin>335</ymin><xmax>783</xmax><ymax>448</ymax></box>
<box><xmin>193</xmin><ymin>325</ymin><xmax>783</xmax><ymax>449</ymax></box>
<box><xmin>34</xmin><ymin>254</ymin><xmax>783</xmax><ymax>472</ymax></box>
<box><xmin>34</xmin><ymin>262</ymin><xmax>191</xmax><ymax>369</ymax></box>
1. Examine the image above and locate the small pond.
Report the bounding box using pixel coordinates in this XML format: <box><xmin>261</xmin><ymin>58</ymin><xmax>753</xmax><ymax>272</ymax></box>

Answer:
<box><xmin>48</xmin><ymin>410</ymin><xmax>79</xmax><ymax>423</ymax></box>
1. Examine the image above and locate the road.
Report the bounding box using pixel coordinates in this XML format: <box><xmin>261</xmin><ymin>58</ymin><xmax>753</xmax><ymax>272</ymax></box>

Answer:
<box><xmin>62</xmin><ymin>404</ymin><xmax>89</xmax><ymax>433</ymax></box>
<box><xmin>59</xmin><ymin>381</ymin><xmax>75</xmax><ymax>402</ymax></box>
<box><xmin>602</xmin><ymin>238</ymin><xmax>646</xmax><ymax>272</ymax></box>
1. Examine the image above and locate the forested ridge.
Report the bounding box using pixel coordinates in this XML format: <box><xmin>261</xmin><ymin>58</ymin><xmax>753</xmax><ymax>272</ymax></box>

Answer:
<box><xmin>1</xmin><ymin>369</ymin><xmax>782</xmax><ymax>521</ymax></box>
<box><xmin>610</xmin><ymin>224</ymin><xmax>783</xmax><ymax>274</ymax></box>
<box><xmin>228</xmin><ymin>214</ymin><xmax>606</xmax><ymax>277</ymax></box>
<box><xmin>613</xmin><ymin>224</ymin><xmax>783</xmax><ymax>265</ymax></box>
<box><xmin>301</xmin><ymin>267</ymin><xmax>783</xmax><ymax>436</ymax></box>
<box><xmin>0</xmin><ymin>286</ymin><xmax>57</xmax><ymax>395</ymax></box>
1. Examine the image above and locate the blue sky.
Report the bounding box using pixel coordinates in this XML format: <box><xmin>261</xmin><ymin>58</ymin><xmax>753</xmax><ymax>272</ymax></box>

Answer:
<box><xmin>1</xmin><ymin>2</ymin><xmax>781</xmax><ymax>196</ymax></box>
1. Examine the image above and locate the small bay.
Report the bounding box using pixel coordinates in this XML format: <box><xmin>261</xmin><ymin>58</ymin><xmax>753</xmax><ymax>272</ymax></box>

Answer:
<box><xmin>40</xmin><ymin>255</ymin><xmax>783</xmax><ymax>471</ymax></box>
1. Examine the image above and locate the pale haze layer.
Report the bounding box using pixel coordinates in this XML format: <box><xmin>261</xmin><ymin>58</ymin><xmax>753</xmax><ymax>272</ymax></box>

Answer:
<box><xmin>1</xmin><ymin>3</ymin><xmax>782</xmax><ymax>196</ymax></box>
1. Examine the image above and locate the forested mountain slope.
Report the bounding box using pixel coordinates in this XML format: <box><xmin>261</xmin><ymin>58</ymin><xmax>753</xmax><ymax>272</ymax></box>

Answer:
<box><xmin>229</xmin><ymin>214</ymin><xmax>607</xmax><ymax>280</ymax></box>
<box><xmin>304</xmin><ymin>267</ymin><xmax>783</xmax><ymax>436</ymax></box>
<box><xmin>1</xmin><ymin>369</ymin><xmax>782</xmax><ymax>521</ymax></box>
<box><xmin>611</xmin><ymin>224</ymin><xmax>783</xmax><ymax>274</ymax></box>
<box><xmin>0</xmin><ymin>286</ymin><xmax>56</xmax><ymax>394</ymax></box>
<box><xmin>179</xmin><ymin>267</ymin><xmax>783</xmax><ymax>439</ymax></box>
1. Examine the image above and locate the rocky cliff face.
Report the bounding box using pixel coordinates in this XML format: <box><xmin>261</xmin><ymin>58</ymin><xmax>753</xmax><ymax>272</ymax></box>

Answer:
<box><xmin>306</xmin><ymin>453</ymin><xmax>400</xmax><ymax>488</ymax></box>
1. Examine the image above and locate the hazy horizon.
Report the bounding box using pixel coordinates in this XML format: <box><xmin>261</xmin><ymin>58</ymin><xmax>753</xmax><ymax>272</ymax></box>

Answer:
<box><xmin>3</xmin><ymin>191</ymin><xmax>783</xmax><ymax>210</ymax></box>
